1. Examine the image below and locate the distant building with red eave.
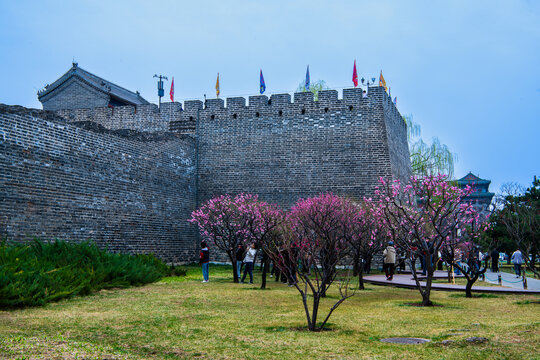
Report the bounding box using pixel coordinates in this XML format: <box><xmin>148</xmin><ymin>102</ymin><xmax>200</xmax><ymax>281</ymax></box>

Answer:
<box><xmin>456</xmin><ymin>172</ymin><xmax>495</xmax><ymax>220</ymax></box>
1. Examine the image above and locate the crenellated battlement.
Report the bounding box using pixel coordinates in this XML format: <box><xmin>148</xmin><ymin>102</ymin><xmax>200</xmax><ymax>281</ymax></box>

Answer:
<box><xmin>54</xmin><ymin>86</ymin><xmax>404</xmax><ymax>135</ymax></box>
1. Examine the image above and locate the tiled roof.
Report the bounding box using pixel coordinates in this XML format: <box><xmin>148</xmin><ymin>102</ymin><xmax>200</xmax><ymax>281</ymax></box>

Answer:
<box><xmin>457</xmin><ymin>172</ymin><xmax>491</xmax><ymax>185</ymax></box>
<box><xmin>38</xmin><ymin>63</ymin><xmax>149</xmax><ymax>105</ymax></box>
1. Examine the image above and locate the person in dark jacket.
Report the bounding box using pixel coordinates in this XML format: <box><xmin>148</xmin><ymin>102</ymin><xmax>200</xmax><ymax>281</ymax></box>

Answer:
<box><xmin>235</xmin><ymin>244</ymin><xmax>244</xmax><ymax>280</ymax></box>
<box><xmin>491</xmin><ymin>248</ymin><xmax>500</xmax><ymax>272</ymax></box>
<box><xmin>199</xmin><ymin>241</ymin><xmax>210</xmax><ymax>283</ymax></box>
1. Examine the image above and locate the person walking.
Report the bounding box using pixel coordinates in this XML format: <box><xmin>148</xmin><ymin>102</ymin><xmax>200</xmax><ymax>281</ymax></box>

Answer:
<box><xmin>241</xmin><ymin>243</ymin><xmax>257</xmax><ymax>284</ymax></box>
<box><xmin>199</xmin><ymin>241</ymin><xmax>210</xmax><ymax>283</ymax></box>
<box><xmin>383</xmin><ymin>241</ymin><xmax>396</xmax><ymax>280</ymax></box>
<box><xmin>490</xmin><ymin>248</ymin><xmax>500</xmax><ymax>273</ymax></box>
<box><xmin>235</xmin><ymin>243</ymin><xmax>244</xmax><ymax>280</ymax></box>
<box><xmin>511</xmin><ymin>249</ymin><xmax>524</xmax><ymax>278</ymax></box>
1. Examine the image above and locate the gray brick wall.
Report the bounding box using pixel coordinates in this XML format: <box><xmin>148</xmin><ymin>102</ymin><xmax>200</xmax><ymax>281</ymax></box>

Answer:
<box><xmin>197</xmin><ymin>87</ymin><xmax>411</xmax><ymax>208</ymax></box>
<box><xmin>0</xmin><ymin>85</ymin><xmax>410</xmax><ymax>264</ymax></box>
<box><xmin>0</xmin><ymin>109</ymin><xmax>197</xmax><ymax>263</ymax></box>
<box><xmin>56</xmin><ymin>102</ymin><xmax>188</xmax><ymax>133</ymax></box>
<box><xmin>40</xmin><ymin>78</ymin><xmax>110</xmax><ymax>111</ymax></box>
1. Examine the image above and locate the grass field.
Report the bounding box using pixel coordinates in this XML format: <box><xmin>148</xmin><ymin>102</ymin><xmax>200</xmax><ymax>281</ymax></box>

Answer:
<box><xmin>1</xmin><ymin>264</ymin><xmax>539</xmax><ymax>359</ymax></box>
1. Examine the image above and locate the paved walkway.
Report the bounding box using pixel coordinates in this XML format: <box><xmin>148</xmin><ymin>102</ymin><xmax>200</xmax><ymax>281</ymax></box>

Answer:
<box><xmin>482</xmin><ymin>269</ymin><xmax>540</xmax><ymax>291</ymax></box>
<box><xmin>363</xmin><ymin>271</ymin><xmax>540</xmax><ymax>294</ymax></box>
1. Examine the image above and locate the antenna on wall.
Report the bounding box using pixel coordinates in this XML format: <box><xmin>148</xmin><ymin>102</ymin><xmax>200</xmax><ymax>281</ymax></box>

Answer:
<box><xmin>153</xmin><ymin>74</ymin><xmax>168</xmax><ymax>110</ymax></box>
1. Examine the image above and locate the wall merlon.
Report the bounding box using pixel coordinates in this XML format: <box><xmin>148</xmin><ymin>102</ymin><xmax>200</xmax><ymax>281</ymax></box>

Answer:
<box><xmin>184</xmin><ymin>100</ymin><xmax>203</xmax><ymax>112</ymax></box>
<box><xmin>161</xmin><ymin>102</ymin><xmax>183</xmax><ymax>112</ymax></box>
<box><xmin>269</xmin><ymin>93</ymin><xmax>291</xmax><ymax>107</ymax></box>
<box><xmin>205</xmin><ymin>98</ymin><xmax>224</xmax><ymax>110</ymax></box>
<box><xmin>226</xmin><ymin>97</ymin><xmax>246</xmax><ymax>109</ymax></box>
<box><xmin>343</xmin><ymin>87</ymin><xmax>364</xmax><ymax>106</ymax></box>
<box><xmin>317</xmin><ymin>90</ymin><xmax>339</xmax><ymax>106</ymax></box>
<box><xmin>248</xmin><ymin>95</ymin><xmax>269</xmax><ymax>108</ymax></box>
<box><xmin>293</xmin><ymin>92</ymin><xmax>314</xmax><ymax>106</ymax></box>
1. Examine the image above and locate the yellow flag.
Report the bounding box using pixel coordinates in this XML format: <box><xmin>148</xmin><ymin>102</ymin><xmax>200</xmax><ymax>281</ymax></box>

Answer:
<box><xmin>379</xmin><ymin>70</ymin><xmax>387</xmax><ymax>91</ymax></box>
<box><xmin>215</xmin><ymin>73</ymin><xmax>220</xmax><ymax>97</ymax></box>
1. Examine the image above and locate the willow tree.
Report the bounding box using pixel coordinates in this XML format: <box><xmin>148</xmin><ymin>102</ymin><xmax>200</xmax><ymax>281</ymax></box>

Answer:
<box><xmin>296</xmin><ymin>80</ymin><xmax>330</xmax><ymax>101</ymax></box>
<box><xmin>403</xmin><ymin>115</ymin><xmax>456</xmax><ymax>179</ymax></box>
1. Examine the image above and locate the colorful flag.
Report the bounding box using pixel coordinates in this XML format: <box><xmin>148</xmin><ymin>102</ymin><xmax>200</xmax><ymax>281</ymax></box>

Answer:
<box><xmin>170</xmin><ymin>77</ymin><xmax>174</xmax><ymax>102</ymax></box>
<box><xmin>388</xmin><ymin>87</ymin><xmax>391</xmax><ymax>97</ymax></box>
<box><xmin>352</xmin><ymin>60</ymin><xmax>358</xmax><ymax>87</ymax></box>
<box><xmin>393</xmin><ymin>97</ymin><xmax>397</xmax><ymax>105</ymax></box>
<box><xmin>215</xmin><ymin>73</ymin><xmax>220</xmax><ymax>97</ymax></box>
<box><xmin>260</xmin><ymin>69</ymin><xmax>266</xmax><ymax>94</ymax></box>
<box><xmin>379</xmin><ymin>70</ymin><xmax>387</xmax><ymax>91</ymax></box>
<box><xmin>305</xmin><ymin>65</ymin><xmax>310</xmax><ymax>91</ymax></box>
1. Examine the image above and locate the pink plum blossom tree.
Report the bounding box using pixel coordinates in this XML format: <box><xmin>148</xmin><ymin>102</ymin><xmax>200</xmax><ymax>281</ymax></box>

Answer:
<box><xmin>189</xmin><ymin>194</ymin><xmax>259</xmax><ymax>283</ymax></box>
<box><xmin>376</xmin><ymin>174</ymin><xmax>478</xmax><ymax>306</ymax></box>
<box><xmin>441</xmin><ymin>218</ymin><xmax>491</xmax><ymax>297</ymax></box>
<box><xmin>265</xmin><ymin>193</ymin><xmax>356</xmax><ymax>331</ymax></box>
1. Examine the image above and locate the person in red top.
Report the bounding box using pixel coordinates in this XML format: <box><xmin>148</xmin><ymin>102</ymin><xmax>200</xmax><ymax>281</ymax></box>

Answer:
<box><xmin>199</xmin><ymin>241</ymin><xmax>210</xmax><ymax>283</ymax></box>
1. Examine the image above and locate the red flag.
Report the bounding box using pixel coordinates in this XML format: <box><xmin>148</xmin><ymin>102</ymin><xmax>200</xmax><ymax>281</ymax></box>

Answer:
<box><xmin>170</xmin><ymin>77</ymin><xmax>174</xmax><ymax>102</ymax></box>
<box><xmin>352</xmin><ymin>60</ymin><xmax>358</xmax><ymax>87</ymax></box>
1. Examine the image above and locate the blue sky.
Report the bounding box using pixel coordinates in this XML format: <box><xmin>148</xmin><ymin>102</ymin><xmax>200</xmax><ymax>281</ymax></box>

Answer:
<box><xmin>1</xmin><ymin>0</ymin><xmax>539</xmax><ymax>193</ymax></box>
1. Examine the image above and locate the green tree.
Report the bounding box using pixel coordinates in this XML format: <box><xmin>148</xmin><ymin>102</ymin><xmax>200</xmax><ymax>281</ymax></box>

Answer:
<box><xmin>296</xmin><ymin>80</ymin><xmax>330</xmax><ymax>101</ymax></box>
<box><xmin>403</xmin><ymin>115</ymin><xmax>456</xmax><ymax>179</ymax></box>
<box><xmin>490</xmin><ymin>177</ymin><xmax>540</xmax><ymax>277</ymax></box>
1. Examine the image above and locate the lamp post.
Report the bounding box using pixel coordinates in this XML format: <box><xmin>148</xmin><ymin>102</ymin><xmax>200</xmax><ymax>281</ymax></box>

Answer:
<box><xmin>360</xmin><ymin>77</ymin><xmax>377</xmax><ymax>96</ymax></box>
<box><xmin>153</xmin><ymin>74</ymin><xmax>168</xmax><ymax>110</ymax></box>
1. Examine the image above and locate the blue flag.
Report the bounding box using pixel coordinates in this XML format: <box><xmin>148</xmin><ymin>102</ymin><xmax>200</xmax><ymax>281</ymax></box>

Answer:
<box><xmin>260</xmin><ymin>69</ymin><xmax>266</xmax><ymax>94</ymax></box>
<box><xmin>305</xmin><ymin>65</ymin><xmax>310</xmax><ymax>91</ymax></box>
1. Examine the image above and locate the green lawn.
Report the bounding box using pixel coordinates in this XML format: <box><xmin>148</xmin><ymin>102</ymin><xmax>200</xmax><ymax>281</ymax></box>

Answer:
<box><xmin>1</xmin><ymin>265</ymin><xmax>538</xmax><ymax>360</ymax></box>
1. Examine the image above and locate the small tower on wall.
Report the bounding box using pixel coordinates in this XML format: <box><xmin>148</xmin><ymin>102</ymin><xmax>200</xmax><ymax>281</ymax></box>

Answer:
<box><xmin>37</xmin><ymin>63</ymin><xmax>149</xmax><ymax>111</ymax></box>
<box><xmin>456</xmin><ymin>172</ymin><xmax>495</xmax><ymax>221</ymax></box>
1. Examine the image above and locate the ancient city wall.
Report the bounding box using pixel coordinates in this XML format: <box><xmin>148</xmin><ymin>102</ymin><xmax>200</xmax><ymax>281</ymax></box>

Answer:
<box><xmin>0</xmin><ymin>106</ymin><xmax>197</xmax><ymax>263</ymax></box>
<box><xmin>0</xmin><ymin>86</ymin><xmax>410</xmax><ymax>264</ymax></box>
<box><xmin>196</xmin><ymin>87</ymin><xmax>411</xmax><ymax>208</ymax></box>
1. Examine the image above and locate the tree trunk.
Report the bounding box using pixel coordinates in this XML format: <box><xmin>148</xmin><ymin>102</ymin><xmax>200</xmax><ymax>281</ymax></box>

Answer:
<box><xmin>352</xmin><ymin>252</ymin><xmax>360</xmax><ymax>277</ymax></box>
<box><xmin>421</xmin><ymin>274</ymin><xmax>433</xmax><ymax>306</ymax></box>
<box><xmin>358</xmin><ymin>267</ymin><xmax>365</xmax><ymax>290</ymax></box>
<box><xmin>311</xmin><ymin>296</ymin><xmax>320</xmax><ymax>331</ymax></box>
<box><xmin>300</xmin><ymin>291</ymin><xmax>313</xmax><ymax>331</ymax></box>
<box><xmin>465</xmin><ymin>280</ymin><xmax>473</xmax><ymax>298</ymax></box>
<box><xmin>421</xmin><ymin>260</ymin><xmax>434</xmax><ymax>306</ymax></box>
<box><xmin>229</xmin><ymin>252</ymin><xmax>239</xmax><ymax>283</ymax></box>
<box><xmin>260</xmin><ymin>257</ymin><xmax>270</xmax><ymax>289</ymax></box>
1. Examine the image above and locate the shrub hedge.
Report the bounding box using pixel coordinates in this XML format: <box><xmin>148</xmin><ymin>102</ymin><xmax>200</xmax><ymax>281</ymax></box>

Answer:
<box><xmin>0</xmin><ymin>239</ymin><xmax>171</xmax><ymax>308</ymax></box>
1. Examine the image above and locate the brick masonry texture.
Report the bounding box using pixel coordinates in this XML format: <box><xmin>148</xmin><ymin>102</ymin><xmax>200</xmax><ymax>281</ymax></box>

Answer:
<box><xmin>56</xmin><ymin>101</ymin><xmax>186</xmax><ymax>133</ymax></box>
<box><xmin>0</xmin><ymin>108</ymin><xmax>197</xmax><ymax>263</ymax></box>
<box><xmin>197</xmin><ymin>87</ymin><xmax>411</xmax><ymax>208</ymax></box>
<box><xmin>0</xmin><ymin>85</ymin><xmax>410</xmax><ymax>263</ymax></box>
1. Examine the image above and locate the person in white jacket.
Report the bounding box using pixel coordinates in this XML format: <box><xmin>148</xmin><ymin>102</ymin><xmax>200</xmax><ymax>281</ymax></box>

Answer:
<box><xmin>241</xmin><ymin>243</ymin><xmax>257</xmax><ymax>284</ymax></box>
<box><xmin>383</xmin><ymin>241</ymin><xmax>397</xmax><ymax>280</ymax></box>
